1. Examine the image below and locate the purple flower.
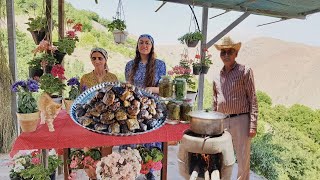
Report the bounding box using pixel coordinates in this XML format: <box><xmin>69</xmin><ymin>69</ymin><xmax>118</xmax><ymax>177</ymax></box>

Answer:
<box><xmin>82</xmin><ymin>85</ymin><xmax>87</xmax><ymax>92</ymax></box>
<box><xmin>11</xmin><ymin>80</ymin><xmax>26</xmax><ymax>92</ymax></box>
<box><xmin>67</xmin><ymin>77</ymin><xmax>80</xmax><ymax>86</ymax></box>
<box><xmin>27</xmin><ymin>79</ymin><xmax>39</xmax><ymax>92</ymax></box>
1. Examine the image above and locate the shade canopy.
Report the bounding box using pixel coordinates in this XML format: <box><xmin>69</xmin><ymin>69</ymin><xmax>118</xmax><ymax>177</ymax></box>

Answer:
<box><xmin>161</xmin><ymin>0</ymin><xmax>320</xmax><ymax>19</ymax></box>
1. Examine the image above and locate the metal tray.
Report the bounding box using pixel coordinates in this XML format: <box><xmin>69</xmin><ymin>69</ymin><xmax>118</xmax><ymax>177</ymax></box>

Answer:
<box><xmin>70</xmin><ymin>82</ymin><xmax>167</xmax><ymax>136</ymax></box>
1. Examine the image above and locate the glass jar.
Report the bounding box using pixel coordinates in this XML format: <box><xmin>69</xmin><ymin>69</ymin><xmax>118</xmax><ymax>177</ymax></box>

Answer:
<box><xmin>180</xmin><ymin>99</ymin><xmax>193</xmax><ymax>123</ymax></box>
<box><xmin>174</xmin><ymin>78</ymin><xmax>187</xmax><ymax>100</ymax></box>
<box><xmin>159</xmin><ymin>76</ymin><xmax>173</xmax><ymax>99</ymax></box>
<box><xmin>167</xmin><ymin>101</ymin><xmax>180</xmax><ymax>120</ymax></box>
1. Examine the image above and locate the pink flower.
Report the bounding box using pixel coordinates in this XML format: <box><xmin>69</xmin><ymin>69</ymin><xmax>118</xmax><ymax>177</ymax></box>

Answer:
<box><xmin>66</xmin><ymin>31</ymin><xmax>75</xmax><ymax>38</ymax></box>
<box><xmin>31</xmin><ymin>157</ymin><xmax>41</xmax><ymax>165</ymax></box>
<box><xmin>69</xmin><ymin>160</ymin><xmax>78</xmax><ymax>169</ymax></box>
<box><xmin>51</xmin><ymin>64</ymin><xmax>66</xmax><ymax>80</ymax></box>
<box><xmin>152</xmin><ymin>161</ymin><xmax>162</xmax><ymax>171</ymax></box>
<box><xmin>68</xmin><ymin>172</ymin><xmax>77</xmax><ymax>180</ymax></box>
<box><xmin>195</xmin><ymin>54</ymin><xmax>201</xmax><ymax>59</ymax></box>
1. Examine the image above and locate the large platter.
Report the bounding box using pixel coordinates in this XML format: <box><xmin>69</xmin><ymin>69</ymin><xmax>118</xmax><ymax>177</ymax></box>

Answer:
<box><xmin>70</xmin><ymin>82</ymin><xmax>167</xmax><ymax>136</ymax></box>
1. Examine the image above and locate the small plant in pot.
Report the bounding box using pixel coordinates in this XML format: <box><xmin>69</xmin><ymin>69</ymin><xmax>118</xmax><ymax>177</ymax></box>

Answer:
<box><xmin>193</xmin><ymin>54</ymin><xmax>202</xmax><ymax>75</ymax></box>
<box><xmin>11</xmin><ymin>79</ymin><xmax>40</xmax><ymax>132</ymax></box>
<box><xmin>64</xmin><ymin>77</ymin><xmax>80</xmax><ymax>114</ymax></box>
<box><xmin>40</xmin><ymin>64</ymin><xmax>66</xmax><ymax>103</ymax></box>
<box><xmin>202</xmin><ymin>48</ymin><xmax>213</xmax><ymax>74</ymax></box>
<box><xmin>26</xmin><ymin>16</ymin><xmax>47</xmax><ymax>45</ymax></box>
<box><xmin>28</xmin><ymin>53</ymin><xmax>57</xmax><ymax>79</ymax></box>
<box><xmin>178</xmin><ymin>31</ymin><xmax>203</xmax><ymax>47</ymax></box>
<box><xmin>107</xmin><ymin>18</ymin><xmax>128</xmax><ymax>44</ymax></box>
<box><xmin>53</xmin><ymin>21</ymin><xmax>82</xmax><ymax>62</ymax></box>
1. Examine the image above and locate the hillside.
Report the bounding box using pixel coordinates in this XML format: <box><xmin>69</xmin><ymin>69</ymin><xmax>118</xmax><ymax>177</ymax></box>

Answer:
<box><xmin>156</xmin><ymin>38</ymin><xmax>320</xmax><ymax>109</ymax></box>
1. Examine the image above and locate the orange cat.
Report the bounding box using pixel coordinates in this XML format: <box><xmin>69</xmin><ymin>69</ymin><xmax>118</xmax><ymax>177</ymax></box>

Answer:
<box><xmin>38</xmin><ymin>93</ymin><xmax>62</xmax><ymax>132</ymax></box>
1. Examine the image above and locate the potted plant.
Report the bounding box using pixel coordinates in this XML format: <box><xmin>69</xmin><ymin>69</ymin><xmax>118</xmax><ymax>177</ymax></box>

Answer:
<box><xmin>107</xmin><ymin>18</ymin><xmax>128</xmax><ymax>44</ymax></box>
<box><xmin>10</xmin><ymin>149</ymin><xmax>62</xmax><ymax>180</ymax></box>
<box><xmin>178</xmin><ymin>31</ymin><xmax>203</xmax><ymax>47</ymax></box>
<box><xmin>26</xmin><ymin>16</ymin><xmax>47</xmax><ymax>45</ymax></box>
<box><xmin>69</xmin><ymin>148</ymin><xmax>101</xmax><ymax>179</ymax></box>
<box><xmin>64</xmin><ymin>77</ymin><xmax>80</xmax><ymax>114</ymax></box>
<box><xmin>202</xmin><ymin>48</ymin><xmax>213</xmax><ymax>74</ymax></box>
<box><xmin>193</xmin><ymin>54</ymin><xmax>202</xmax><ymax>75</ymax></box>
<box><xmin>137</xmin><ymin>146</ymin><xmax>163</xmax><ymax>180</ymax></box>
<box><xmin>28</xmin><ymin>53</ymin><xmax>57</xmax><ymax>79</ymax></box>
<box><xmin>11</xmin><ymin>79</ymin><xmax>40</xmax><ymax>133</ymax></box>
<box><xmin>40</xmin><ymin>64</ymin><xmax>66</xmax><ymax>103</ymax></box>
<box><xmin>53</xmin><ymin>21</ymin><xmax>82</xmax><ymax>62</ymax></box>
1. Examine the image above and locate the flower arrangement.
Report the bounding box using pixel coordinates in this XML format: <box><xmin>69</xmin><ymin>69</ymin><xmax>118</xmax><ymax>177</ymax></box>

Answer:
<box><xmin>40</xmin><ymin>64</ymin><xmax>66</xmax><ymax>96</ymax></box>
<box><xmin>137</xmin><ymin>146</ymin><xmax>163</xmax><ymax>175</ymax></box>
<box><xmin>9</xmin><ymin>149</ymin><xmax>62</xmax><ymax>180</ymax></box>
<box><xmin>66</xmin><ymin>77</ymin><xmax>81</xmax><ymax>100</ymax></box>
<box><xmin>168</xmin><ymin>52</ymin><xmax>196</xmax><ymax>89</ymax></box>
<box><xmin>28</xmin><ymin>53</ymin><xmax>57</xmax><ymax>70</ymax></box>
<box><xmin>193</xmin><ymin>48</ymin><xmax>213</xmax><ymax>74</ymax></box>
<box><xmin>53</xmin><ymin>20</ymin><xmax>82</xmax><ymax>55</ymax></box>
<box><xmin>95</xmin><ymin>147</ymin><xmax>142</xmax><ymax>180</ymax></box>
<box><xmin>11</xmin><ymin>79</ymin><xmax>39</xmax><ymax>113</ymax></box>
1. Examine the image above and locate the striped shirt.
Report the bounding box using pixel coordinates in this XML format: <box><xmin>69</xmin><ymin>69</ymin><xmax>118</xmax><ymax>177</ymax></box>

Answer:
<box><xmin>213</xmin><ymin>62</ymin><xmax>258</xmax><ymax>129</ymax></box>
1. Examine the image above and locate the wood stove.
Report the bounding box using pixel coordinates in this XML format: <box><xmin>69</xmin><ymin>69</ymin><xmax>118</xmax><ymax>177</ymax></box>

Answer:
<box><xmin>178</xmin><ymin>130</ymin><xmax>235</xmax><ymax>180</ymax></box>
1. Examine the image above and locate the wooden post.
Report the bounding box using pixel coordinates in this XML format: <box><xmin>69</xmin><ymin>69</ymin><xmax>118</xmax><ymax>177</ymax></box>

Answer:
<box><xmin>161</xmin><ymin>142</ymin><xmax>168</xmax><ymax>180</ymax></box>
<box><xmin>63</xmin><ymin>148</ymin><xmax>70</xmax><ymax>180</ymax></box>
<box><xmin>58</xmin><ymin>0</ymin><xmax>64</xmax><ymax>39</ymax></box>
<box><xmin>6</xmin><ymin>0</ymin><xmax>18</xmax><ymax>134</ymax></box>
<box><xmin>45</xmin><ymin>0</ymin><xmax>53</xmax><ymax>43</ymax></box>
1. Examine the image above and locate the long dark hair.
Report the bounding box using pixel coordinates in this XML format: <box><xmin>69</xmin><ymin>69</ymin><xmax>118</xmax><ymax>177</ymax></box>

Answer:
<box><xmin>129</xmin><ymin>44</ymin><xmax>156</xmax><ymax>87</ymax></box>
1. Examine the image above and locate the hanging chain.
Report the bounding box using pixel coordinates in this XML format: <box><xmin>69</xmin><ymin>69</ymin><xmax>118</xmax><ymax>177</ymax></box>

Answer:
<box><xmin>116</xmin><ymin>0</ymin><xmax>126</xmax><ymax>22</ymax></box>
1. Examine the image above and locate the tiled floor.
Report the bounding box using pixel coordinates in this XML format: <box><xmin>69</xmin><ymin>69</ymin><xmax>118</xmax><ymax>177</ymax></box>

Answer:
<box><xmin>1</xmin><ymin>146</ymin><xmax>265</xmax><ymax>180</ymax></box>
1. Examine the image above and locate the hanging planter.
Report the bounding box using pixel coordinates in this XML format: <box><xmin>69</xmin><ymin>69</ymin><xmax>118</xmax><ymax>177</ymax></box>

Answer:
<box><xmin>29</xmin><ymin>66</ymin><xmax>44</xmax><ymax>79</ymax></box>
<box><xmin>201</xmin><ymin>65</ymin><xmax>210</xmax><ymax>74</ymax></box>
<box><xmin>53</xmin><ymin>50</ymin><xmax>66</xmax><ymax>64</ymax></box>
<box><xmin>112</xmin><ymin>29</ymin><xmax>128</xmax><ymax>44</ymax></box>
<box><xmin>30</xmin><ymin>30</ymin><xmax>46</xmax><ymax>45</ymax></box>
<box><xmin>186</xmin><ymin>39</ymin><xmax>199</xmax><ymax>47</ymax></box>
<box><xmin>178</xmin><ymin>31</ymin><xmax>203</xmax><ymax>48</ymax></box>
<box><xmin>192</xmin><ymin>64</ymin><xmax>201</xmax><ymax>75</ymax></box>
<box><xmin>108</xmin><ymin>0</ymin><xmax>128</xmax><ymax>44</ymax></box>
<box><xmin>26</xmin><ymin>16</ymin><xmax>48</xmax><ymax>45</ymax></box>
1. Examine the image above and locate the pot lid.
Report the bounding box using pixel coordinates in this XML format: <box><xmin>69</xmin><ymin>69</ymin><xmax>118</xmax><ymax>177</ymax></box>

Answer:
<box><xmin>188</xmin><ymin>110</ymin><xmax>227</xmax><ymax>119</ymax></box>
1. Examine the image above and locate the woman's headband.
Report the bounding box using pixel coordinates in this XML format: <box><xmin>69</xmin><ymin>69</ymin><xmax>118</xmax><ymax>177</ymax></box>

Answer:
<box><xmin>138</xmin><ymin>34</ymin><xmax>154</xmax><ymax>45</ymax></box>
<box><xmin>90</xmin><ymin>47</ymin><xmax>108</xmax><ymax>59</ymax></box>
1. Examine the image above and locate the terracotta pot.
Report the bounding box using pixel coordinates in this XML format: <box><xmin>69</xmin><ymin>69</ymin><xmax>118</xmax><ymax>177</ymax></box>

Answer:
<box><xmin>16</xmin><ymin>111</ymin><xmax>40</xmax><ymax>132</ymax></box>
<box><xmin>112</xmin><ymin>30</ymin><xmax>128</xmax><ymax>44</ymax></box>
<box><xmin>63</xmin><ymin>99</ymin><xmax>74</xmax><ymax>114</ymax></box>
<box><xmin>84</xmin><ymin>168</ymin><xmax>97</xmax><ymax>179</ymax></box>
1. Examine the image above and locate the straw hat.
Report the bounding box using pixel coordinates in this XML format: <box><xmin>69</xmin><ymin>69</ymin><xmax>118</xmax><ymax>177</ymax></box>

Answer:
<box><xmin>214</xmin><ymin>36</ymin><xmax>241</xmax><ymax>51</ymax></box>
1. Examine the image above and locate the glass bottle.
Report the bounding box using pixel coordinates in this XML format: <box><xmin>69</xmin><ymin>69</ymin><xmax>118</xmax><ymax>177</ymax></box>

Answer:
<box><xmin>159</xmin><ymin>75</ymin><xmax>173</xmax><ymax>99</ymax></box>
<box><xmin>167</xmin><ymin>101</ymin><xmax>180</xmax><ymax>121</ymax></box>
<box><xmin>180</xmin><ymin>99</ymin><xmax>193</xmax><ymax>123</ymax></box>
<box><xmin>174</xmin><ymin>78</ymin><xmax>187</xmax><ymax>100</ymax></box>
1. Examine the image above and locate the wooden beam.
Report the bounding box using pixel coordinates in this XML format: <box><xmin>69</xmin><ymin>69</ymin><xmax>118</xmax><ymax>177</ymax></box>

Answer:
<box><xmin>58</xmin><ymin>0</ymin><xmax>65</xmax><ymax>39</ymax></box>
<box><xmin>6</xmin><ymin>0</ymin><xmax>18</xmax><ymax>134</ymax></box>
<box><xmin>206</xmin><ymin>12</ymin><xmax>250</xmax><ymax>48</ymax></box>
<box><xmin>46</xmin><ymin>0</ymin><xmax>53</xmax><ymax>43</ymax></box>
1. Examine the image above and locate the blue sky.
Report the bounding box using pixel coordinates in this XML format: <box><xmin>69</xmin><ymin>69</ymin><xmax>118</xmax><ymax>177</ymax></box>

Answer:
<box><xmin>67</xmin><ymin>0</ymin><xmax>320</xmax><ymax>46</ymax></box>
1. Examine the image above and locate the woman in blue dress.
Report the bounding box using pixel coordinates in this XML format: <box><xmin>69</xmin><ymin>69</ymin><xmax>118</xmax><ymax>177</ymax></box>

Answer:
<box><xmin>123</xmin><ymin>34</ymin><xmax>166</xmax><ymax>149</ymax></box>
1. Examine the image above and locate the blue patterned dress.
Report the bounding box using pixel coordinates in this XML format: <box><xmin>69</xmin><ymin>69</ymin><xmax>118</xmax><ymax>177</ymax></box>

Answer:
<box><xmin>121</xmin><ymin>59</ymin><xmax>166</xmax><ymax>150</ymax></box>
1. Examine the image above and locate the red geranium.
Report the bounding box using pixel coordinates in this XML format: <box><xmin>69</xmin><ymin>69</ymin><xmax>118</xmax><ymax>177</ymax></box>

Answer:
<box><xmin>51</xmin><ymin>64</ymin><xmax>66</xmax><ymax>80</ymax></box>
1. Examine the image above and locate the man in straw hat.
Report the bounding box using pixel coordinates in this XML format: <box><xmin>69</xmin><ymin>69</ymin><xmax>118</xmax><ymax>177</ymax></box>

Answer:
<box><xmin>213</xmin><ymin>36</ymin><xmax>258</xmax><ymax>180</ymax></box>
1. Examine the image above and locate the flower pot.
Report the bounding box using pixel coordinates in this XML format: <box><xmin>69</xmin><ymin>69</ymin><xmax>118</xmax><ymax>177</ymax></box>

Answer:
<box><xmin>30</xmin><ymin>30</ymin><xmax>46</xmax><ymax>45</ymax></box>
<box><xmin>29</xmin><ymin>66</ymin><xmax>44</xmax><ymax>79</ymax></box>
<box><xmin>186</xmin><ymin>91</ymin><xmax>197</xmax><ymax>105</ymax></box>
<box><xmin>63</xmin><ymin>99</ymin><xmax>74</xmax><ymax>114</ymax></box>
<box><xmin>53</xmin><ymin>51</ymin><xmax>66</xmax><ymax>64</ymax></box>
<box><xmin>51</xmin><ymin>95</ymin><xmax>63</xmax><ymax>104</ymax></box>
<box><xmin>193</xmin><ymin>66</ymin><xmax>201</xmax><ymax>75</ymax></box>
<box><xmin>84</xmin><ymin>168</ymin><xmax>97</xmax><ymax>179</ymax></box>
<box><xmin>145</xmin><ymin>171</ymin><xmax>156</xmax><ymax>180</ymax></box>
<box><xmin>186</xmin><ymin>40</ymin><xmax>199</xmax><ymax>48</ymax></box>
<box><xmin>16</xmin><ymin>111</ymin><xmax>40</xmax><ymax>132</ymax></box>
<box><xmin>50</xmin><ymin>171</ymin><xmax>56</xmax><ymax>180</ymax></box>
<box><xmin>112</xmin><ymin>30</ymin><xmax>128</xmax><ymax>44</ymax></box>
<box><xmin>201</xmin><ymin>65</ymin><xmax>210</xmax><ymax>74</ymax></box>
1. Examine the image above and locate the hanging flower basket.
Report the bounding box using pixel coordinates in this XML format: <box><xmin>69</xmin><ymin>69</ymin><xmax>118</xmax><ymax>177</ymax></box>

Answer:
<box><xmin>192</xmin><ymin>65</ymin><xmax>201</xmax><ymax>75</ymax></box>
<box><xmin>16</xmin><ymin>111</ymin><xmax>40</xmax><ymax>132</ymax></box>
<box><xmin>29</xmin><ymin>66</ymin><xmax>44</xmax><ymax>79</ymax></box>
<box><xmin>201</xmin><ymin>65</ymin><xmax>210</xmax><ymax>74</ymax></box>
<box><xmin>186</xmin><ymin>40</ymin><xmax>199</xmax><ymax>47</ymax></box>
<box><xmin>112</xmin><ymin>30</ymin><xmax>128</xmax><ymax>44</ymax></box>
<box><xmin>53</xmin><ymin>50</ymin><xmax>67</xmax><ymax>64</ymax></box>
<box><xmin>30</xmin><ymin>30</ymin><xmax>46</xmax><ymax>45</ymax></box>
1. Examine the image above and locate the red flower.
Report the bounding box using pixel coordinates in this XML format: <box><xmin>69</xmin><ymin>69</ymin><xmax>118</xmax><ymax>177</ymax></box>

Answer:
<box><xmin>72</xmin><ymin>23</ymin><xmax>83</xmax><ymax>32</ymax></box>
<box><xmin>51</xmin><ymin>64</ymin><xmax>66</xmax><ymax>80</ymax></box>
<box><xmin>195</xmin><ymin>54</ymin><xmax>201</xmax><ymax>59</ymax></box>
<box><xmin>31</xmin><ymin>150</ymin><xmax>39</xmax><ymax>157</ymax></box>
<box><xmin>66</xmin><ymin>30</ymin><xmax>76</xmax><ymax>38</ymax></box>
<box><xmin>203</xmin><ymin>48</ymin><xmax>208</xmax><ymax>52</ymax></box>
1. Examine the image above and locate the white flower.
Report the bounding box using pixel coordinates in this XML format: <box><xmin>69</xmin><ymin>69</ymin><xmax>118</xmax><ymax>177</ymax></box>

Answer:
<box><xmin>49</xmin><ymin>149</ymin><xmax>57</xmax><ymax>156</ymax></box>
<box><xmin>13</xmin><ymin>164</ymin><xmax>25</xmax><ymax>173</ymax></box>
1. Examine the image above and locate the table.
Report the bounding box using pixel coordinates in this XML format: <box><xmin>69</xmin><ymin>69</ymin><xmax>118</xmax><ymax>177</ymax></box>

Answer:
<box><xmin>10</xmin><ymin>110</ymin><xmax>189</xmax><ymax>180</ymax></box>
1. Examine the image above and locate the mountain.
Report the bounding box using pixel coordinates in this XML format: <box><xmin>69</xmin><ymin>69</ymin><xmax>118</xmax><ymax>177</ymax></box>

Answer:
<box><xmin>156</xmin><ymin>37</ymin><xmax>320</xmax><ymax>109</ymax></box>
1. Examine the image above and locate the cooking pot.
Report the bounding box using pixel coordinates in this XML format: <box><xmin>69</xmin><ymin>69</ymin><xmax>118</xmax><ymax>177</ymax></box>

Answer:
<box><xmin>188</xmin><ymin>110</ymin><xmax>227</xmax><ymax>136</ymax></box>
